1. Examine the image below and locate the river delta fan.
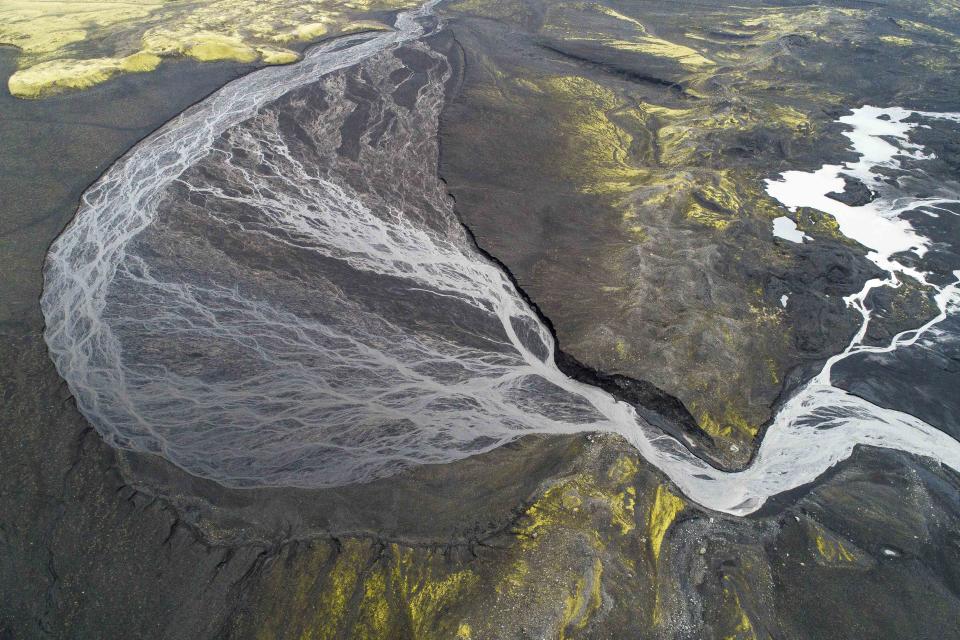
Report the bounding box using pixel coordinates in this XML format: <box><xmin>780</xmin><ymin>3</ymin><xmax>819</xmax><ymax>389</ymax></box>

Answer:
<box><xmin>39</xmin><ymin>0</ymin><xmax>960</xmax><ymax>516</ymax></box>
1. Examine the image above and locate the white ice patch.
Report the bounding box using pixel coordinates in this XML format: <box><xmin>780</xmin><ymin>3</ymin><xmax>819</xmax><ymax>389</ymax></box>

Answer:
<box><xmin>780</xmin><ymin>294</ymin><xmax>789</xmax><ymax>308</ymax></box>
<box><xmin>772</xmin><ymin>216</ymin><xmax>808</xmax><ymax>243</ymax></box>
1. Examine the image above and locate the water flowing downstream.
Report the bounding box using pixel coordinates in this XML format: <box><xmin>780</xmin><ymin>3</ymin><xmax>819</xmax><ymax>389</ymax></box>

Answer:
<box><xmin>41</xmin><ymin>0</ymin><xmax>960</xmax><ymax>515</ymax></box>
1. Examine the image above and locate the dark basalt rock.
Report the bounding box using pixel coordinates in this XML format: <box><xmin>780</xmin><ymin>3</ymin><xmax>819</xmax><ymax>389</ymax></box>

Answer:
<box><xmin>862</xmin><ymin>274</ymin><xmax>939</xmax><ymax>346</ymax></box>
<box><xmin>536</xmin><ymin>41</ymin><xmax>690</xmax><ymax>93</ymax></box>
<box><xmin>553</xmin><ymin>350</ymin><xmax>723</xmax><ymax>464</ymax></box>
<box><xmin>826</xmin><ymin>174</ymin><xmax>877</xmax><ymax>206</ymax></box>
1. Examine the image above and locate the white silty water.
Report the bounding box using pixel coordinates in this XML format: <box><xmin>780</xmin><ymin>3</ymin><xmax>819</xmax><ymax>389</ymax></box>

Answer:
<box><xmin>40</xmin><ymin>0</ymin><xmax>960</xmax><ymax>515</ymax></box>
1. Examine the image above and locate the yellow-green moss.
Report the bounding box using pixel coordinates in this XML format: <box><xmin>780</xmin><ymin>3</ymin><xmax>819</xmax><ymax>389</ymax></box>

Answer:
<box><xmin>880</xmin><ymin>35</ymin><xmax>914</xmax><ymax>46</ymax></box>
<box><xmin>247</xmin><ymin>539</ymin><xmax>480</xmax><ymax>640</ymax></box>
<box><xmin>649</xmin><ymin>104</ymin><xmax>812</xmax><ymax>168</ymax></box>
<box><xmin>610</xmin><ymin>487</ymin><xmax>637</xmax><ymax>535</ymax></box>
<box><xmin>893</xmin><ymin>19</ymin><xmax>960</xmax><ymax>46</ymax></box>
<box><xmin>544</xmin><ymin>3</ymin><xmax>714</xmax><ymax>69</ymax></box>
<box><xmin>697</xmin><ymin>405</ymin><xmax>759</xmax><ymax>441</ymax></box>
<box><xmin>608</xmin><ymin>455</ymin><xmax>641</xmax><ymax>484</ymax></box>
<box><xmin>497</xmin><ymin>558</ymin><xmax>529</xmax><ymax>596</ymax></box>
<box><xmin>538</xmin><ymin>75</ymin><xmax>644</xmax><ymax>194</ymax></box>
<box><xmin>353</xmin><ymin>571</ymin><xmax>391</xmax><ymax>639</ymax></box>
<box><xmin>648</xmin><ymin>484</ymin><xmax>685</xmax><ymax>629</ymax></box>
<box><xmin>120</xmin><ymin>52</ymin><xmax>163</xmax><ymax>73</ymax></box>
<box><xmin>516</xmin><ymin>467</ymin><xmax>646</xmax><ymax>544</ymax></box>
<box><xmin>9</xmin><ymin>50</ymin><xmax>163</xmax><ymax>98</ymax></box>
<box><xmin>183</xmin><ymin>34</ymin><xmax>259</xmax><ymax>63</ymax></box>
<box><xmin>313</xmin><ymin>541</ymin><xmax>370</xmax><ymax>638</ymax></box>
<box><xmin>807</xmin><ymin>523</ymin><xmax>860</xmax><ymax>566</ymax></box>
<box><xmin>256</xmin><ymin>48</ymin><xmax>300</xmax><ymax>65</ymax></box>
<box><xmin>390</xmin><ymin>545</ymin><xmax>479</xmax><ymax>637</ymax></box>
<box><xmin>721</xmin><ymin>587</ymin><xmax>758</xmax><ymax>640</ymax></box>
<box><xmin>9</xmin><ymin>57</ymin><xmax>118</xmax><ymax>98</ymax></box>
<box><xmin>559</xmin><ymin>558</ymin><xmax>604</xmax><ymax>638</ymax></box>
<box><xmin>814</xmin><ymin>534</ymin><xmax>856</xmax><ymax>563</ymax></box>
<box><xmin>766</xmin><ymin>358</ymin><xmax>780</xmax><ymax>385</ymax></box>
<box><xmin>648</xmin><ymin>485</ymin><xmax>684</xmax><ymax>563</ymax></box>
<box><xmin>794</xmin><ymin>208</ymin><xmax>848</xmax><ymax>241</ymax></box>
<box><xmin>615</xmin><ymin>339</ymin><xmax>630</xmax><ymax>359</ymax></box>
<box><xmin>1</xmin><ymin>0</ymin><xmax>417</xmax><ymax>98</ymax></box>
<box><xmin>449</xmin><ymin>0</ymin><xmax>536</xmax><ymax>21</ymax></box>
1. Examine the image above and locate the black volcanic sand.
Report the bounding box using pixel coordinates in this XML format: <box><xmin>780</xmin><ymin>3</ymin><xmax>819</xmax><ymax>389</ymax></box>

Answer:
<box><xmin>2</xmin><ymin>4</ymin><xmax>960</xmax><ymax>640</ymax></box>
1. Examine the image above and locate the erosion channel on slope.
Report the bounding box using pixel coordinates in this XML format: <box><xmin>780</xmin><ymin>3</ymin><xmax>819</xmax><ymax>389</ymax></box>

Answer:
<box><xmin>40</xmin><ymin>0</ymin><xmax>960</xmax><ymax>516</ymax></box>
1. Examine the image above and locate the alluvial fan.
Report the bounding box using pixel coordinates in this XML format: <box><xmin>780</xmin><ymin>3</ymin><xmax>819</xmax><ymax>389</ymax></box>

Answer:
<box><xmin>40</xmin><ymin>7</ymin><xmax>630</xmax><ymax>488</ymax></box>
